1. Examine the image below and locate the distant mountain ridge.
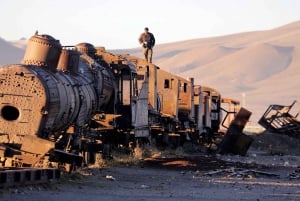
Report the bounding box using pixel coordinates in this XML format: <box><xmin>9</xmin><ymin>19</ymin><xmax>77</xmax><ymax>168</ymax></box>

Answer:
<box><xmin>1</xmin><ymin>21</ymin><xmax>300</xmax><ymax>124</ymax></box>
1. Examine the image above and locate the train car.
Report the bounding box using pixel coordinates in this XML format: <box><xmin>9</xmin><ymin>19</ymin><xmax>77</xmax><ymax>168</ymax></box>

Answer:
<box><xmin>0</xmin><ymin>32</ymin><xmax>241</xmax><ymax>168</ymax></box>
<box><xmin>103</xmin><ymin>53</ymin><xmax>239</xmax><ymax>147</ymax></box>
<box><xmin>101</xmin><ymin>53</ymin><xmax>194</xmax><ymax>146</ymax></box>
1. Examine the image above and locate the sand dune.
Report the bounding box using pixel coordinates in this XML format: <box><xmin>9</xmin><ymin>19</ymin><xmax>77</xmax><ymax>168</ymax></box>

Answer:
<box><xmin>150</xmin><ymin>21</ymin><xmax>300</xmax><ymax>124</ymax></box>
<box><xmin>0</xmin><ymin>37</ymin><xmax>25</xmax><ymax>66</ymax></box>
<box><xmin>1</xmin><ymin>21</ymin><xmax>299</xmax><ymax>124</ymax></box>
<box><xmin>182</xmin><ymin>43</ymin><xmax>293</xmax><ymax>85</ymax></box>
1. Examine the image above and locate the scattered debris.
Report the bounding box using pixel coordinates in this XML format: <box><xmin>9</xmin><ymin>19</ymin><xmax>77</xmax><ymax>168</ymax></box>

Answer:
<box><xmin>105</xmin><ymin>175</ymin><xmax>116</xmax><ymax>181</ymax></box>
<box><xmin>202</xmin><ymin>168</ymin><xmax>280</xmax><ymax>178</ymax></box>
<box><xmin>287</xmin><ymin>168</ymin><xmax>300</xmax><ymax>180</ymax></box>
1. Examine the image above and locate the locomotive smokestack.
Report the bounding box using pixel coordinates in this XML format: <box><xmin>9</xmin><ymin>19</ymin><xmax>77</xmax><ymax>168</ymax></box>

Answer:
<box><xmin>22</xmin><ymin>33</ymin><xmax>62</xmax><ymax>72</ymax></box>
<box><xmin>57</xmin><ymin>49</ymin><xmax>80</xmax><ymax>73</ymax></box>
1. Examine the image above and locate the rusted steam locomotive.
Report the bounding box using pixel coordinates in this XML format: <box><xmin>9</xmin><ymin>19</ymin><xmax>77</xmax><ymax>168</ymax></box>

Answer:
<box><xmin>0</xmin><ymin>33</ymin><xmax>240</xmax><ymax>168</ymax></box>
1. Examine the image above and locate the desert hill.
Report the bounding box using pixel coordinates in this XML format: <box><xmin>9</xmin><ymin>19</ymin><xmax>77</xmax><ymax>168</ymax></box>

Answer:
<box><xmin>0</xmin><ymin>37</ymin><xmax>25</xmax><ymax>66</ymax></box>
<box><xmin>1</xmin><ymin>21</ymin><xmax>300</xmax><ymax>125</ymax></box>
<box><xmin>125</xmin><ymin>21</ymin><xmax>300</xmax><ymax>124</ymax></box>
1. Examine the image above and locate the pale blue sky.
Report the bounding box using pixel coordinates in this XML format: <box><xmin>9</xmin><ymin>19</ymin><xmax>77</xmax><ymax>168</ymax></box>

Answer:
<box><xmin>1</xmin><ymin>0</ymin><xmax>300</xmax><ymax>49</ymax></box>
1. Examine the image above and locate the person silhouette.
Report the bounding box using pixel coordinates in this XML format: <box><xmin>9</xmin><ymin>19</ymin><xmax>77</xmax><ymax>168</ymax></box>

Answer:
<box><xmin>138</xmin><ymin>27</ymin><xmax>155</xmax><ymax>63</ymax></box>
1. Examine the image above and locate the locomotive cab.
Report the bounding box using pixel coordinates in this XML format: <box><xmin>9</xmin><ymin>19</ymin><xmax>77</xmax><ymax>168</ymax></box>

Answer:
<box><xmin>94</xmin><ymin>48</ymin><xmax>139</xmax><ymax>131</ymax></box>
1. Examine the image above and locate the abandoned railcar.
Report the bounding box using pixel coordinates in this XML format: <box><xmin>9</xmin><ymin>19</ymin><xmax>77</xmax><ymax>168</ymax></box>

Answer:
<box><xmin>0</xmin><ymin>33</ymin><xmax>240</xmax><ymax>168</ymax></box>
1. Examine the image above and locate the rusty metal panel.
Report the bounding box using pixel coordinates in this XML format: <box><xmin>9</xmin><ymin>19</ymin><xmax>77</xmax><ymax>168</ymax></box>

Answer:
<box><xmin>20</xmin><ymin>135</ymin><xmax>55</xmax><ymax>164</ymax></box>
<box><xmin>175</xmin><ymin>75</ymin><xmax>193</xmax><ymax>119</ymax></box>
<box><xmin>218</xmin><ymin>107</ymin><xmax>253</xmax><ymax>156</ymax></box>
<box><xmin>156</xmin><ymin>69</ymin><xmax>179</xmax><ymax>118</ymax></box>
<box><xmin>226</xmin><ymin>107</ymin><xmax>252</xmax><ymax>135</ymax></box>
<box><xmin>218</xmin><ymin>133</ymin><xmax>253</xmax><ymax>156</ymax></box>
<box><xmin>148</xmin><ymin>64</ymin><xmax>159</xmax><ymax>112</ymax></box>
<box><xmin>133</xmin><ymin>71</ymin><xmax>150</xmax><ymax>137</ymax></box>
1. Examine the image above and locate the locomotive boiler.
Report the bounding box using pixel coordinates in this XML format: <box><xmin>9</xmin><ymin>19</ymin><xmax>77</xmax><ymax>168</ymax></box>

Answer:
<box><xmin>0</xmin><ymin>33</ymin><xmax>241</xmax><ymax>168</ymax></box>
<box><xmin>0</xmin><ymin>33</ymin><xmax>130</xmax><ymax>167</ymax></box>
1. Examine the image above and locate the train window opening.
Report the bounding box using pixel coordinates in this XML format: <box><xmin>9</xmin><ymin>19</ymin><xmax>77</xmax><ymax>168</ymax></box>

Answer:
<box><xmin>183</xmin><ymin>83</ymin><xmax>187</xmax><ymax>93</ymax></box>
<box><xmin>179</xmin><ymin>82</ymin><xmax>187</xmax><ymax>92</ymax></box>
<box><xmin>132</xmin><ymin>73</ymin><xmax>138</xmax><ymax>97</ymax></box>
<box><xmin>136</xmin><ymin>74</ymin><xmax>144</xmax><ymax>80</ymax></box>
<box><xmin>164</xmin><ymin>79</ymin><xmax>170</xmax><ymax>89</ymax></box>
<box><xmin>1</xmin><ymin>105</ymin><xmax>20</xmax><ymax>121</ymax></box>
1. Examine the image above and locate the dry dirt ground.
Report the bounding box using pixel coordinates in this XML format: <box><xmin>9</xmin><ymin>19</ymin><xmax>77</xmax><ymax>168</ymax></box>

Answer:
<box><xmin>1</xmin><ymin>132</ymin><xmax>300</xmax><ymax>201</ymax></box>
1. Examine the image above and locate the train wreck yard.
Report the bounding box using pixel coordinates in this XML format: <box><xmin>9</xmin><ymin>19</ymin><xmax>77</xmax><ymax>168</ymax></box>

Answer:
<box><xmin>0</xmin><ymin>33</ymin><xmax>300</xmax><ymax>200</ymax></box>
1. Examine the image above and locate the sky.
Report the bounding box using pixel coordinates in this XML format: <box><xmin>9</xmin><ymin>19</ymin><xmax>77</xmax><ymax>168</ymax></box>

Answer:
<box><xmin>1</xmin><ymin>0</ymin><xmax>300</xmax><ymax>49</ymax></box>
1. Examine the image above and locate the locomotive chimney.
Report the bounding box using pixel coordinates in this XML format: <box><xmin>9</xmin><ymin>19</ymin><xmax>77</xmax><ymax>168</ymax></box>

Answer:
<box><xmin>57</xmin><ymin>49</ymin><xmax>80</xmax><ymax>73</ymax></box>
<box><xmin>75</xmin><ymin>43</ymin><xmax>96</xmax><ymax>57</ymax></box>
<box><xmin>21</xmin><ymin>33</ymin><xmax>62</xmax><ymax>72</ymax></box>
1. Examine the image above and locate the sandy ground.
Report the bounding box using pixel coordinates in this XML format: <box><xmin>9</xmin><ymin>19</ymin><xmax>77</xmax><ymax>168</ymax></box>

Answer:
<box><xmin>0</xmin><ymin>132</ymin><xmax>300</xmax><ymax>201</ymax></box>
<box><xmin>0</xmin><ymin>163</ymin><xmax>299</xmax><ymax>201</ymax></box>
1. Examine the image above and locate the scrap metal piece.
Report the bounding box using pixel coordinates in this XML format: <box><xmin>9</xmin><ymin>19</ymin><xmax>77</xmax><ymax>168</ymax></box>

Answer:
<box><xmin>218</xmin><ymin>107</ymin><xmax>253</xmax><ymax>156</ymax></box>
<box><xmin>258</xmin><ymin>100</ymin><xmax>300</xmax><ymax>138</ymax></box>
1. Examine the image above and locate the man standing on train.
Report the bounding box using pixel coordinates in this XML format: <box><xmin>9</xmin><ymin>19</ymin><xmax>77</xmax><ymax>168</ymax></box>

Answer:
<box><xmin>138</xmin><ymin>27</ymin><xmax>155</xmax><ymax>63</ymax></box>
